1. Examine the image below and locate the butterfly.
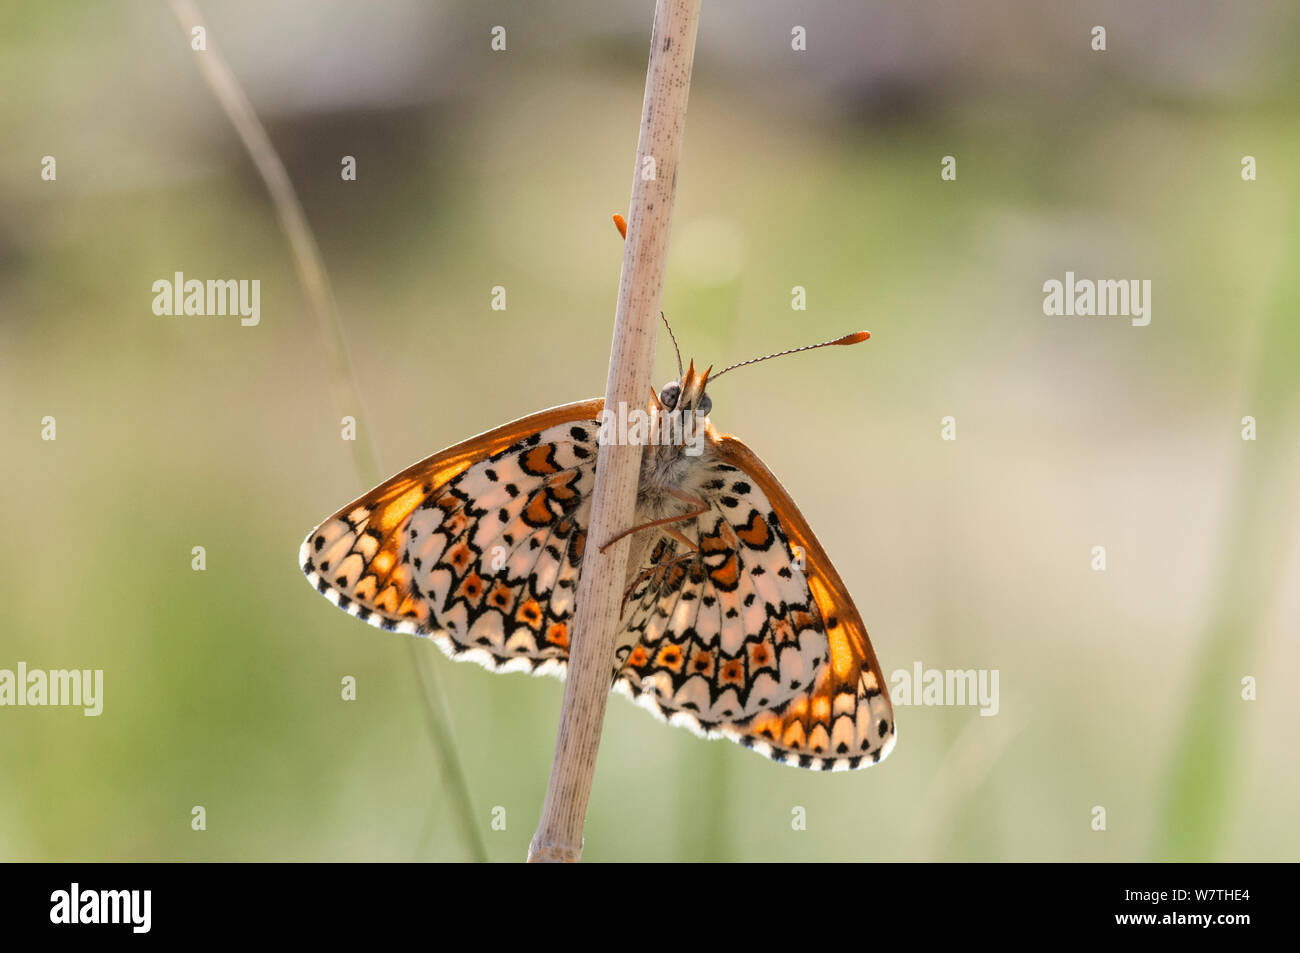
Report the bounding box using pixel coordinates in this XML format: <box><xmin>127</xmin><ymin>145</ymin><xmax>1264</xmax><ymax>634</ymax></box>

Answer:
<box><xmin>299</xmin><ymin>326</ymin><xmax>895</xmax><ymax>771</ymax></box>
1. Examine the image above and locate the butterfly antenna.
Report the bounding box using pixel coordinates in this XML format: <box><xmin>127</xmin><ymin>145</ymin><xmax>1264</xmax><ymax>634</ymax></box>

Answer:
<box><xmin>661</xmin><ymin>311</ymin><xmax>684</xmax><ymax>379</ymax></box>
<box><xmin>709</xmin><ymin>331</ymin><xmax>870</xmax><ymax>382</ymax></box>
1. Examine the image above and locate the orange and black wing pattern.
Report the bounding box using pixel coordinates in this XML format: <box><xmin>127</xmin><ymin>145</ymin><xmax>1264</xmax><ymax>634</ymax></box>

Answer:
<box><xmin>707</xmin><ymin>435</ymin><xmax>894</xmax><ymax>770</ymax></box>
<box><xmin>299</xmin><ymin>399</ymin><xmax>603</xmax><ymax>676</ymax></box>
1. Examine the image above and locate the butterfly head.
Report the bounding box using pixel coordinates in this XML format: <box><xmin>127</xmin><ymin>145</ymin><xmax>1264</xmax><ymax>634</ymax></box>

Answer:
<box><xmin>657</xmin><ymin>360</ymin><xmax>713</xmax><ymax>419</ymax></box>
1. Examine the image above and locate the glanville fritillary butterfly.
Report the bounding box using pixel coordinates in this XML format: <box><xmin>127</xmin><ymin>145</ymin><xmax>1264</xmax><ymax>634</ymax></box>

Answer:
<box><xmin>299</xmin><ymin>320</ymin><xmax>895</xmax><ymax>772</ymax></box>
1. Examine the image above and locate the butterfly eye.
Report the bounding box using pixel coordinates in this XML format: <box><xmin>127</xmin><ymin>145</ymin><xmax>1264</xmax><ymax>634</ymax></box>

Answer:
<box><xmin>696</xmin><ymin>394</ymin><xmax>712</xmax><ymax>417</ymax></box>
<box><xmin>659</xmin><ymin>382</ymin><xmax>681</xmax><ymax>410</ymax></box>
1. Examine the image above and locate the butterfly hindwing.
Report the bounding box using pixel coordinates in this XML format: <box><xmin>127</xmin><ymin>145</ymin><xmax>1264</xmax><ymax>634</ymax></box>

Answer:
<box><xmin>614</xmin><ymin>460</ymin><xmax>828</xmax><ymax>726</ymax></box>
<box><xmin>612</xmin><ymin>437</ymin><xmax>895</xmax><ymax>771</ymax></box>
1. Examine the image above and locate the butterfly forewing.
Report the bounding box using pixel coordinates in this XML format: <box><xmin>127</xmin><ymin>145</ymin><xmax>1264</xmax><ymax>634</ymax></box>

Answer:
<box><xmin>710</xmin><ymin>436</ymin><xmax>895</xmax><ymax>770</ymax></box>
<box><xmin>300</xmin><ymin>400</ymin><xmax>602</xmax><ymax>673</ymax></box>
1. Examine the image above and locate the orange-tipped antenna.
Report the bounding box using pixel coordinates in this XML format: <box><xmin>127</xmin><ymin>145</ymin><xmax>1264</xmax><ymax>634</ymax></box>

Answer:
<box><xmin>613</xmin><ymin>213</ymin><xmax>628</xmax><ymax>239</ymax></box>
<box><xmin>709</xmin><ymin>331</ymin><xmax>871</xmax><ymax>382</ymax></box>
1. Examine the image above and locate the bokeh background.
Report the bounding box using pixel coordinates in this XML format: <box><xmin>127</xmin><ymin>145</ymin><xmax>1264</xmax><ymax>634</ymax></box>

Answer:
<box><xmin>2</xmin><ymin>0</ymin><xmax>1298</xmax><ymax>862</ymax></box>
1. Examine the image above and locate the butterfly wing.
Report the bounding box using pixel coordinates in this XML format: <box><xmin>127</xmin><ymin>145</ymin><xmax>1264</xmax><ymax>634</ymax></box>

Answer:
<box><xmin>300</xmin><ymin>399</ymin><xmax>602</xmax><ymax>676</ymax></box>
<box><xmin>613</xmin><ymin>434</ymin><xmax>895</xmax><ymax>771</ymax></box>
<box><xmin>614</xmin><ymin>463</ymin><xmax>829</xmax><ymax>723</ymax></box>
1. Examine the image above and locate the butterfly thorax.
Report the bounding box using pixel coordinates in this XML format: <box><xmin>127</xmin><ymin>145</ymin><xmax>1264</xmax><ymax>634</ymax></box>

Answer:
<box><xmin>634</xmin><ymin>408</ymin><xmax>717</xmax><ymax>506</ymax></box>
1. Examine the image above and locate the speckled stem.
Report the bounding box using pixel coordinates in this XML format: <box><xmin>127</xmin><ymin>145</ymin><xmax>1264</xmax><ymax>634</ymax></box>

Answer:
<box><xmin>528</xmin><ymin>0</ymin><xmax>702</xmax><ymax>863</ymax></box>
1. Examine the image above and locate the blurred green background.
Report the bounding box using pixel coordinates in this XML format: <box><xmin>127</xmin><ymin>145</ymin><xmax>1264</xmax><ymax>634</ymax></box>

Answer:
<box><xmin>2</xmin><ymin>0</ymin><xmax>1298</xmax><ymax>862</ymax></box>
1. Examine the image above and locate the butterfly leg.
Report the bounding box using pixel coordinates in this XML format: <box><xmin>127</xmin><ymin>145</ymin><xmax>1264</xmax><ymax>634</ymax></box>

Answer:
<box><xmin>619</xmin><ymin>526</ymin><xmax>700</xmax><ymax>613</ymax></box>
<box><xmin>621</xmin><ymin>551</ymin><xmax>694</xmax><ymax>614</ymax></box>
<box><xmin>598</xmin><ymin>489</ymin><xmax>709</xmax><ymax>554</ymax></box>
<box><xmin>660</xmin><ymin>524</ymin><xmax>700</xmax><ymax>553</ymax></box>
